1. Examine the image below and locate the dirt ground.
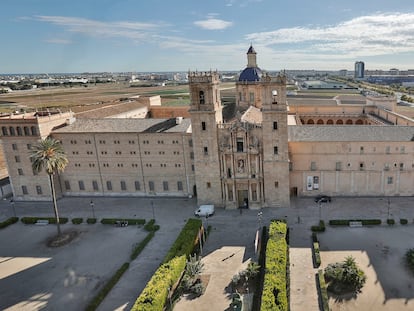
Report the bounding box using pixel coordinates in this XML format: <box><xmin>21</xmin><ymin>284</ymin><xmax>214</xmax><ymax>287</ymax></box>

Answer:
<box><xmin>319</xmin><ymin>226</ymin><xmax>414</xmax><ymax>311</ymax></box>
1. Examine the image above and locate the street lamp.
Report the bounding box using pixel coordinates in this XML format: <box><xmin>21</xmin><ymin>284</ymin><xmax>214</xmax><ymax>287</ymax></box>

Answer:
<box><xmin>387</xmin><ymin>198</ymin><xmax>391</xmax><ymax>219</ymax></box>
<box><xmin>257</xmin><ymin>211</ymin><xmax>263</xmax><ymax>230</ymax></box>
<box><xmin>10</xmin><ymin>199</ymin><xmax>16</xmax><ymax>217</ymax></box>
<box><xmin>90</xmin><ymin>200</ymin><xmax>95</xmax><ymax>219</ymax></box>
<box><xmin>318</xmin><ymin>200</ymin><xmax>322</xmax><ymax>220</ymax></box>
<box><xmin>151</xmin><ymin>200</ymin><xmax>155</xmax><ymax>220</ymax></box>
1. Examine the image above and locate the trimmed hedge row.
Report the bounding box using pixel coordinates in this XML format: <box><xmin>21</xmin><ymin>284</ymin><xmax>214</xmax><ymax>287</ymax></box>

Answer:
<box><xmin>317</xmin><ymin>269</ymin><xmax>329</xmax><ymax>311</ymax></box>
<box><xmin>21</xmin><ymin>217</ymin><xmax>69</xmax><ymax>224</ymax></box>
<box><xmin>261</xmin><ymin>220</ymin><xmax>288</xmax><ymax>311</ymax></box>
<box><xmin>400</xmin><ymin>218</ymin><xmax>408</xmax><ymax>225</ymax></box>
<box><xmin>0</xmin><ymin>217</ymin><xmax>19</xmax><ymax>229</ymax></box>
<box><xmin>144</xmin><ymin>219</ymin><xmax>160</xmax><ymax>232</ymax></box>
<box><xmin>85</xmin><ymin>262</ymin><xmax>130</xmax><ymax>311</ymax></box>
<box><xmin>72</xmin><ymin>218</ymin><xmax>83</xmax><ymax>224</ymax></box>
<box><xmin>311</xmin><ymin>220</ymin><xmax>326</xmax><ymax>232</ymax></box>
<box><xmin>130</xmin><ymin>231</ymin><xmax>155</xmax><ymax>261</ymax></box>
<box><xmin>329</xmin><ymin>219</ymin><xmax>381</xmax><ymax>226</ymax></box>
<box><xmin>313</xmin><ymin>242</ymin><xmax>321</xmax><ymax>268</ymax></box>
<box><xmin>87</xmin><ymin>218</ymin><xmax>97</xmax><ymax>224</ymax></box>
<box><xmin>131</xmin><ymin>218</ymin><xmax>202</xmax><ymax>311</ymax></box>
<box><xmin>100</xmin><ymin>218</ymin><xmax>145</xmax><ymax>225</ymax></box>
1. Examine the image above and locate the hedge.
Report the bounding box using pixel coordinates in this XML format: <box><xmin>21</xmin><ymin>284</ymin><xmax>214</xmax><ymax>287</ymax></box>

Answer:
<box><xmin>85</xmin><ymin>262</ymin><xmax>130</xmax><ymax>311</ymax></box>
<box><xmin>311</xmin><ymin>220</ymin><xmax>326</xmax><ymax>232</ymax></box>
<box><xmin>144</xmin><ymin>219</ymin><xmax>160</xmax><ymax>232</ymax></box>
<box><xmin>130</xmin><ymin>231</ymin><xmax>155</xmax><ymax>261</ymax></box>
<box><xmin>71</xmin><ymin>218</ymin><xmax>83</xmax><ymax>224</ymax></box>
<box><xmin>317</xmin><ymin>269</ymin><xmax>329</xmax><ymax>311</ymax></box>
<box><xmin>21</xmin><ymin>217</ymin><xmax>68</xmax><ymax>224</ymax></box>
<box><xmin>329</xmin><ymin>219</ymin><xmax>381</xmax><ymax>226</ymax></box>
<box><xmin>0</xmin><ymin>217</ymin><xmax>19</xmax><ymax>229</ymax></box>
<box><xmin>131</xmin><ymin>218</ymin><xmax>202</xmax><ymax>311</ymax></box>
<box><xmin>313</xmin><ymin>242</ymin><xmax>321</xmax><ymax>268</ymax></box>
<box><xmin>261</xmin><ymin>220</ymin><xmax>288</xmax><ymax>311</ymax></box>
<box><xmin>400</xmin><ymin>219</ymin><xmax>408</xmax><ymax>225</ymax></box>
<box><xmin>387</xmin><ymin>219</ymin><xmax>395</xmax><ymax>225</ymax></box>
<box><xmin>87</xmin><ymin>218</ymin><xmax>97</xmax><ymax>224</ymax></box>
<box><xmin>100</xmin><ymin>218</ymin><xmax>145</xmax><ymax>225</ymax></box>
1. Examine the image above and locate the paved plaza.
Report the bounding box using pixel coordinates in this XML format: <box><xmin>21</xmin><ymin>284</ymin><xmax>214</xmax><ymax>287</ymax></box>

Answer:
<box><xmin>0</xmin><ymin>196</ymin><xmax>413</xmax><ymax>310</ymax></box>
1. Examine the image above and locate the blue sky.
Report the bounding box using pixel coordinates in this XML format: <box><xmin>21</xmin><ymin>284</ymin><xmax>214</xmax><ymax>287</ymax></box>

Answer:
<box><xmin>1</xmin><ymin>0</ymin><xmax>414</xmax><ymax>73</ymax></box>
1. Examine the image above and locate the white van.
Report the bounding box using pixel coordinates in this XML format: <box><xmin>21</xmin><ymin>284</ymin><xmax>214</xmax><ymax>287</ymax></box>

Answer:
<box><xmin>194</xmin><ymin>205</ymin><xmax>215</xmax><ymax>217</ymax></box>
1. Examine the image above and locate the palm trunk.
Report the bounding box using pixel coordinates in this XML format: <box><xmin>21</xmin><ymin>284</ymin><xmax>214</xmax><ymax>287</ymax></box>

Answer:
<box><xmin>49</xmin><ymin>174</ymin><xmax>61</xmax><ymax>236</ymax></box>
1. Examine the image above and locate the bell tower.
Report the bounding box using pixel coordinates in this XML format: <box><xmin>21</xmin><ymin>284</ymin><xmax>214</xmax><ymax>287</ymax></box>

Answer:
<box><xmin>188</xmin><ymin>71</ymin><xmax>223</xmax><ymax>206</ymax></box>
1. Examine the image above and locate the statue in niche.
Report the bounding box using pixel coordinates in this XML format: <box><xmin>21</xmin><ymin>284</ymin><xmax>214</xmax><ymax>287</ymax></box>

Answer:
<box><xmin>237</xmin><ymin>159</ymin><xmax>245</xmax><ymax>173</ymax></box>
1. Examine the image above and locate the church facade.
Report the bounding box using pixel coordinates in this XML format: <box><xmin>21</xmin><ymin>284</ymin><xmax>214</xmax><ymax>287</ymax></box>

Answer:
<box><xmin>1</xmin><ymin>46</ymin><xmax>414</xmax><ymax>208</ymax></box>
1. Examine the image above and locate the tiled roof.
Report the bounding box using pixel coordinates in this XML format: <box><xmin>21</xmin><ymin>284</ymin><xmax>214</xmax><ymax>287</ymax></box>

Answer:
<box><xmin>288</xmin><ymin>125</ymin><xmax>414</xmax><ymax>142</ymax></box>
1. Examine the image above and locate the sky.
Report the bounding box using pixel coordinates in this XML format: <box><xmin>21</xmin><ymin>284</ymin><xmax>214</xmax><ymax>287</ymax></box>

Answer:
<box><xmin>1</xmin><ymin>0</ymin><xmax>414</xmax><ymax>73</ymax></box>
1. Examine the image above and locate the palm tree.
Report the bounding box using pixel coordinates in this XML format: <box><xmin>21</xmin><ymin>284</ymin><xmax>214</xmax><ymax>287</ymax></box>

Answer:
<box><xmin>30</xmin><ymin>137</ymin><xmax>68</xmax><ymax>236</ymax></box>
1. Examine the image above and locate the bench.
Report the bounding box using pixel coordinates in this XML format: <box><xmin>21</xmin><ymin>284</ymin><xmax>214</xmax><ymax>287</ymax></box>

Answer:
<box><xmin>35</xmin><ymin>219</ymin><xmax>49</xmax><ymax>225</ymax></box>
<box><xmin>349</xmin><ymin>221</ymin><xmax>362</xmax><ymax>228</ymax></box>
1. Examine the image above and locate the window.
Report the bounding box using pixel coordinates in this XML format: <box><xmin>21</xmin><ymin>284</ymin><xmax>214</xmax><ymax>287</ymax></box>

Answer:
<box><xmin>27</xmin><ymin>144</ymin><xmax>32</xmax><ymax>150</ymax></box>
<box><xmin>228</xmin><ymin>187</ymin><xmax>233</xmax><ymax>201</ymax></box>
<box><xmin>177</xmin><ymin>181</ymin><xmax>183</xmax><ymax>191</ymax></box>
<box><xmin>78</xmin><ymin>181</ymin><xmax>85</xmax><ymax>190</ymax></box>
<box><xmin>401</xmin><ymin>146</ymin><xmax>405</xmax><ymax>153</ymax></box>
<box><xmin>9</xmin><ymin>127</ymin><xmax>15</xmax><ymax>136</ymax></box>
<box><xmin>149</xmin><ymin>181</ymin><xmax>155</xmax><ymax>191</ymax></box>
<box><xmin>199</xmin><ymin>90</ymin><xmax>205</xmax><ymax>104</ymax></box>
<box><xmin>359</xmin><ymin>162</ymin><xmax>365</xmax><ymax>170</ymax></box>
<box><xmin>64</xmin><ymin>180</ymin><xmax>71</xmax><ymax>190</ymax></box>
<box><xmin>203</xmin><ymin>146</ymin><xmax>208</xmax><ymax>155</ymax></box>
<box><xmin>336</xmin><ymin>162</ymin><xmax>342</xmax><ymax>171</ymax></box>
<box><xmin>237</xmin><ymin>140</ymin><xmax>243</xmax><ymax>152</ymax></box>
<box><xmin>24</xmin><ymin>127</ymin><xmax>30</xmax><ymax>136</ymax></box>
<box><xmin>163</xmin><ymin>181</ymin><xmax>169</xmax><ymax>191</ymax></box>
<box><xmin>206</xmin><ymin>182</ymin><xmax>211</xmax><ymax>189</ymax></box>
<box><xmin>311</xmin><ymin>162</ymin><xmax>317</xmax><ymax>171</ymax></box>
<box><xmin>92</xmin><ymin>180</ymin><xmax>99</xmax><ymax>191</ymax></box>
<box><xmin>12</xmin><ymin>143</ymin><xmax>17</xmax><ymax>150</ymax></box>
<box><xmin>387</xmin><ymin>177</ymin><xmax>393</xmax><ymax>184</ymax></box>
<box><xmin>189</xmin><ymin>139</ymin><xmax>193</xmax><ymax>147</ymax></box>
<box><xmin>275</xmin><ymin>181</ymin><xmax>279</xmax><ymax>188</ymax></box>
<box><xmin>399</xmin><ymin>163</ymin><xmax>404</xmax><ymax>171</ymax></box>
<box><xmin>106</xmin><ymin>181</ymin><xmax>112</xmax><ymax>191</ymax></box>
<box><xmin>134</xmin><ymin>181</ymin><xmax>141</xmax><ymax>191</ymax></box>
<box><xmin>121</xmin><ymin>181</ymin><xmax>127</xmax><ymax>191</ymax></box>
<box><xmin>385</xmin><ymin>146</ymin><xmax>390</xmax><ymax>154</ymax></box>
<box><xmin>360</xmin><ymin>146</ymin><xmax>364</xmax><ymax>154</ymax></box>
<box><xmin>252</xmin><ymin>184</ymin><xmax>257</xmax><ymax>201</ymax></box>
<box><xmin>31</xmin><ymin>126</ymin><xmax>37</xmax><ymax>136</ymax></box>
<box><xmin>15</xmin><ymin>156</ymin><xmax>20</xmax><ymax>163</ymax></box>
<box><xmin>201</xmin><ymin>121</ymin><xmax>206</xmax><ymax>131</ymax></box>
<box><xmin>273</xmin><ymin>122</ymin><xmax>278</xmax><ymax>130</ymax></box>
<box><xmin>17</xmin><ymin>127</ymin><xmax>22</xmax><ymax>136</ymax></box>
<box><xmin>274</xmin><ymin>146</ymin><xmax>278</xmax><ymax>155</ymax></box>
<box><xmin>249</xmin><ymin>92</ymin><xmax>254</xmax><ymax>103</ymax></box>
<box><xmin>36</xmin><ymin>185</ymin><xmax>42</xmax><ymax>195</ymax></box>
<box><xmin>2</xmin><ymin>127</ymin><xmax>8</xmax><ymax>136</ymax></box>
<box><xmin>190</xmin><ymin>152</ymin><xmax>194</xmax><ymax>159</ymax></box>
<box><xmin>85</xmin><ymin>140</ymin><xmax>92</xmax><ymax>144</ymax></box>
<box><xmin>18</xmin><ymin>168</ymin><xmax>23</xmax><ymax>175</ymax></box>
<box><xmin>191</xmin><ymin>164</ymin><xmax>195</xmax><ymax>171</ymax></box>
<box><xmin>22</xmin><ymin>185</ymin><xmax>28</xmax><ymax>195</ymax></box>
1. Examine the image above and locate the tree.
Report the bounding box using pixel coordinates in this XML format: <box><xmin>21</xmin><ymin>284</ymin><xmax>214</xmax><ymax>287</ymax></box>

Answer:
<box><xmin>30</xmin><ymin>137</ymin><xmax>68</xmax><ymax>236</ymax></box>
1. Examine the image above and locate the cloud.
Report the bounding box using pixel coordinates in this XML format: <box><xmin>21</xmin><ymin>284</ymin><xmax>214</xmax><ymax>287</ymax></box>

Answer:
<box><xmin>246</xmin><ymin>13</ymin><xmax>414</xmax><ymax>58</ymax></box>
<box><xmin>44</xmin><ymin>38</ymin><xmax>72</xmax><ymax>44</ymax></box>
<box><xmin>194</xmin><ymin>16</ymin><xmax>233</xmax><ymax>30</ymax></box>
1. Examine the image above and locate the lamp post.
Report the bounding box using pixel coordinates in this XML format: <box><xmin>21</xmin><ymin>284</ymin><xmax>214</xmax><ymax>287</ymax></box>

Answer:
<box><xmin>90</xmin><ymin>200</ymin><xmax>95</xmax><ymax>219</ymax></box>
<box><xmin>257</xmin><ymin>211</ymin><xmax>263</xmax><ymax>230</ymax></box>
<box><xmin>151</xmin><ymin>200</ymin><xmax>155</xmax><ymax>220</ymax></box>
<box><xmin>318</xmin><ymin>200</ymin><xmax>322</xmax><ymax>220</ymax></box>
<box><xmin>10</xmin><ymin>199</ymin><xmax>16</xmax><ymax>217</ymax></box>
<box><xmin>387</xmin><ymin>198</ymin><xmax>391</xmax><ymax>219</ymax></box>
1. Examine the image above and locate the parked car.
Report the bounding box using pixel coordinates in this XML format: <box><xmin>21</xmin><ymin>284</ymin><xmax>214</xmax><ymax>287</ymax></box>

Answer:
<box><xmin>314</xmin><ymin>195</ymin><xmax>331</xmax><ymax>203</ymax></box>
<box><xmin>194</xmin><ymin>204</ymin><xmax>215</xmax><ymax>217</ymax></box>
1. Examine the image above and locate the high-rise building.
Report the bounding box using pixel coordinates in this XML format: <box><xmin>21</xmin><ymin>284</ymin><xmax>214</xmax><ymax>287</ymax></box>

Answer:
<box><xmin>355</xmin><ymin>61</ymin><xmax>365</xmax><ymax>79</ymax></box>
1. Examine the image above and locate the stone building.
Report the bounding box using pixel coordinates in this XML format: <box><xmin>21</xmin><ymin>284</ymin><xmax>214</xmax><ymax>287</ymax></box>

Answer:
<box><xmin>1</xmin><ymin>46</ymin><xmax>413</xmax><ymax>208</ymax></box>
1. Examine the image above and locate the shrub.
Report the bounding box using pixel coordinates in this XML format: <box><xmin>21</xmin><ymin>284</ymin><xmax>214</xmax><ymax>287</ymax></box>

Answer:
<box><xmin>313</xmin><ymin>242</ymin><xmax>321</xmax><ymax>268</ymax></box>
<box><xmin>261</xmin><ymin>220</ymin><xmax>288</xmax><ymax>311</ymax></box>
<box><xmin>87</xmin><ymin>218</ymin><xmax>97</xmax><ymax>224</ymax></box>
<box><xmin>311</xmin><ymin>220</ymin><xmax>325</xmax><ymax>232</ymax></box>
<box><xmin>329</xmin><ymin>219</ymin><xmax>381</xmax><ymax>226</ymax></box>
<box><xmin>0</xmin><ymin>217</ymin><xmax>19</xmax><ymax>229</ymax></box>
<box><xmin>400</xmin><ymin>219</ymin><xmax>408</xmax><ymax>225</ymax></box>
<box><xmin>312</xmin><ymin>232</ymin><xmax>319</xmax><ymax>243</ymax></box>
<box><xmin>21</xmin><ymin>217</ymin><xmax>68</xmax><ymax>224</ymax></box>
<box><xmin>130</xmin><ymin>232</ymin><xmax>155</xmax><ymax>261</ymax></box>
<box><xmin>85</xmin><ymin>262</ymin><xmax>129</xmax><ymax>311</ymax></box>
<box><xmin>405</xmin><ymin>248</ymin><xmax>414</xmax><ymax>273</ymax></box>
<box><xmin>387</xmin><ymin>219</ymin><xmax>395</xmax><ymax>225</ymax></box>
<box><xmin>144</xmin><ymin>219</ymin><xmax>160</xmax><ymax>232</ymax></box>
<box><xmin>324</xmin><ymin>256</ymin><xmax>366</xmax><ymax>295</ymax></box>
<box><xmin>317</xmin><ymin>269</ymin><xmax>329</xmax><ymax>311</ymax></box>
<box><xmin>100</xmin><ymin>218</ymin><xmax>145</xmax><ymax>225</ymax></box>
<box><xmin>72</xmin><ymin>218</ymin><xmax>83</xmax><ymax>224</ymax></box>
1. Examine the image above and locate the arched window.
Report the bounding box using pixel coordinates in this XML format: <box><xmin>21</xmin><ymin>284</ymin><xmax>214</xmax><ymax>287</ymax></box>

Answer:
<box><xmin>24</xmin><ymin>126</ymin><xmax>30</xmax><ymax>136</ymax></box>
<box><xmin>317</xmin><ymin>119</ymin><xmax>324</xmax><ymax>124</ymax></box>
<box><xmin>199</xmin><ymin>91</ymin><xmax>205</xmax><ymax>105</ymax></box>
<box><xmin>16</xmin><ymin>127</ymin><xmax>22</xmax><ymax>136</ymax></box>
<box><xmin>346</xmin><ymin>119</ymin><xmax>353</xmax><ymax>125</ymax></box>
<box><xmin>355</xmin><ymin>119</ymin><xmax>363</xmax><ymax>125</ymax></box>
<box><xmin>327</xmin><ymin>119</ymin><xmax>334</xmax><ymax>125</ymax></box>
<box><xmin>336</xmin><ymin>120</ymin><xmax>343</xmax><ymax>125</ymax></box>
<box><xmin>307</xmin><ymin>119</ymin><xmax>314</xmax><ymax>124</ymax></box>
<box><xmin>9</xmin><ymin>127</ymin><xmax>15</xmax><ymax>136</ymax></box>
<box><xmin>1</xmin><ymin>127</ymin><xmax>8</xmax><ymax>136</ymax></box>
<box><xmin>31</xmin><ymin>126</ymin><xmax>37</xmax><ymax>136</ymax></box>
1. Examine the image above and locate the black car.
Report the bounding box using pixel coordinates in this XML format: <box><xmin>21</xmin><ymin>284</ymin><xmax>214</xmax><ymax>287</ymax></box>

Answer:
<box><xmin>314</xmin><ymin>195</ymin><xmax>331</xmax><ymax>203</ymax></box>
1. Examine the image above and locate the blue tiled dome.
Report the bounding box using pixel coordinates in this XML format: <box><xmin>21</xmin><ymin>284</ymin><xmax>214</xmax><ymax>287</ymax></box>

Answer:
<box><xmin>239</xmin><ymin>67</ymin><xmax>262</xmax><ymax>82</ymax></box>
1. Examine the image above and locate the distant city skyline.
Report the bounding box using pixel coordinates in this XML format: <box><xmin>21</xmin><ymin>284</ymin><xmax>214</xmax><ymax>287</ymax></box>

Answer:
<box><xmin>1</xmin><ymin>0</ymin><xmax>414</xmax><ymax>73</ymax></box>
